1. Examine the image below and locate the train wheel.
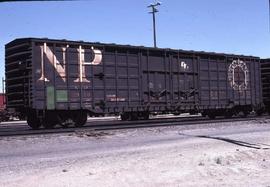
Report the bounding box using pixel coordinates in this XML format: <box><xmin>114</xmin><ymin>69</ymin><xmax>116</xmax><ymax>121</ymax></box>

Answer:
<box><xmin>4</xmin><ymin>117</ymin><xmax>10</xmax><ymax>121</ymax></box>
<box><xmin>225</xmin><ymin>113</ymin><xmax>233</xmax><ymax>118</ymax></box>
<box><xmin>120</xmin><ymin>113</ymin><xmax>129</xmax><ymax>121</ymax></box>
<box><xmin>225</xmin><ymin>110</ymin><xmax>233</xmax><ymax>118</ymax></box>
<box><xmin>142</xmin><ymin>112</ymin><xmax>149</xmax><ymax>120</ymax></box>
<box><xmin>256</xmin><ymin>109</ymin><xmax>263</xmax><ymax>116</ymax></box>
<box><xmin>131</xmin><ymin>113</ymin><xmax>138</xmax><ymax>120</ymax></box>
<box><xmin>43</xmin><ymin>119</ymin><xmax>57</xmax><ymax>129</ymax></box>
<box><xmin>201</xmin><ymin>112</ymin><xmax>207</xmax><ymax>117</ymax></box>
<box><xmin>43</xmin><ymin>112</ymin><xmax>57</xmax><ymax>129</ymax></box>
<box><xmin>73</xmin><ymin>111</ymin><xmax>87</xmax><ymax>127</ymax></box>
<box><xmin>208</xmin><ymin>113</ymin><xmax>216</xmax><ymax>119</ymax></box>
<box><xmin>57</xmin><ymin>113</ymin><xmax>72</xmax><ymax>128</ymax></box>
<box><xmin>27</xmin><ymin>115</ymin><xmax>41</xmax><ymax>130</ymax></box>
<box><xmin>242</xmin><ymin>111</ymin><xmax>249</xmax><ymax>118</ymax></box>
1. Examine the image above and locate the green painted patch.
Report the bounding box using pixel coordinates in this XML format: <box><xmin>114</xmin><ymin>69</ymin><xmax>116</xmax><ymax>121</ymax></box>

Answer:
<box><xmin>46</xmin><ymin>86</ymin><xmax>55</xmax><ymax>110</ymax></box>
<box><xmin>56</xmin><ymin>90</ymin><xmax>68</xmax><ymax>102</ymax></box>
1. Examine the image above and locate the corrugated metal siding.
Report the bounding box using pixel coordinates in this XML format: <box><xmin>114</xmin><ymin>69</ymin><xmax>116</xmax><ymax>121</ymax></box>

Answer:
<box><xmin>261</xmin><ymin>59</ymin><xmax>270</xmax><ymax>110</ymax></box>
<box><xmin>199</xmin><ymin>56</ymin><xmax>262</xmax><ymax>109</ymax></box>
<box><xmin>5</xmin><ymin>39</ymin><xmax>32</xmax><ymax>110</ymax></box>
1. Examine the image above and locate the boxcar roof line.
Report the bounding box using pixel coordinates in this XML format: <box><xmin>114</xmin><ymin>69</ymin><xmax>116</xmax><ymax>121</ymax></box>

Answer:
<box><xmin>6</xmin><ymin>37</ymin><xmax>259</xmax><ymax>59</ymax></box>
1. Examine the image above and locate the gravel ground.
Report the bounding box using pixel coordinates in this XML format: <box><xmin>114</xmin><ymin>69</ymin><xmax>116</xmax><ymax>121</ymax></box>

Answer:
<box><xmin>0</xmin><ymin>119</ymin><xmax>270</xmax><ymax>187</ymax></box>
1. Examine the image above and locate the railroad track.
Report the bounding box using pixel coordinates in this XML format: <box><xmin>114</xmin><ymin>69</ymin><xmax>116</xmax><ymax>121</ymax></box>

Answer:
<box><xmin>0</xmin><ymin>115</ymin><xmax>268</xmax><ymax>137</ymax></box>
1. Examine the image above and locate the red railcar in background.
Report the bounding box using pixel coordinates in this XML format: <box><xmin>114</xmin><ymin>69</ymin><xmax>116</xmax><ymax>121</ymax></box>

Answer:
<box><xmin>0</xmin><ymin>93</ymin><xmax>10</xmax><ymax>122</ymax></box>
<box><xmin>0</xmin><ymin>93</ymin><xmax>5</xmax><ymax>110</ymax></box>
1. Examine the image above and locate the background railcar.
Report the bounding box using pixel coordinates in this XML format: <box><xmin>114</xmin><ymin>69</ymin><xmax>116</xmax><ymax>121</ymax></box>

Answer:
<box><xmin>5</xmin><ymin>38</ymin><xmax>263</xmax><ymax>129</ymax></box>
<box><xmin>0</xmin><ymin>93</ymin><xmax>11</xmax><ymax>122</ymax></box>
<box><xmin>261</xmin><ymin>59</ymin><xmax>270</xmax><ymax>113</ymax></box>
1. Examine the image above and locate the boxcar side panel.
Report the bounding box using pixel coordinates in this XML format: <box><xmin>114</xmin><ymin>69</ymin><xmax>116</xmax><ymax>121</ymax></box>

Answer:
<box><xmin>261</xmin><ymin>59</ymin><xmax>270</xmax><ymax>111</ymax></box>
<box><xmin>5</xmin><ymin>38</ymin><xmax>263</xmax><ymax>119</ymax></box>
<box><xmin>32</xmin><ymin>41</ymin><xmax>144</xmax><ymax>113</ymax></box>
<box><xmin>198</xmin><ymin>55</ymin><xmax>262</xmax><ymax>110</ymax></box>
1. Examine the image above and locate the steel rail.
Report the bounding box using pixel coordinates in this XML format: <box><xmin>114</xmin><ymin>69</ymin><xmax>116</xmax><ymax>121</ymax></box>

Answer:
<box><xmin>0</xmin><ymin>115</ymin><xmax>268</xmax><ymax>137</ymax></box>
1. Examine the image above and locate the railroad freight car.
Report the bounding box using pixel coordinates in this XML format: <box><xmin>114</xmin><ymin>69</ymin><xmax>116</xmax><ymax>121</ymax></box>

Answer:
<box><xmin>0</xmin><ymin>93</ymin><xmax>6</xmax><ymax>111</ymax></box>
<box><xmin>0</xmin><ymin>93</ymin><xmax>10</xmax><ymax>122</ymax></box>
<box><xmin>5</xmin><ymin>38</ymin><xmax>263</xmax><ymax>129</ymax></box>
<box><xmin>261</xmin><ymin>59</ymin><xmax>270</xmax><ymax>113</ymax></box>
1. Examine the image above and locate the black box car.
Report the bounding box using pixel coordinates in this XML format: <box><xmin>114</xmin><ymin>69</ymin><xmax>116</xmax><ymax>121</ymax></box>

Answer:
<box><xmin>261</xmin><ymin>59</ymin><xmax>270</xmax><ymax>113</ymax></box>
<box><xmin>5</xmin><ymin>38</ymin><xmax>263</xmax><ymax>129</ymax></box>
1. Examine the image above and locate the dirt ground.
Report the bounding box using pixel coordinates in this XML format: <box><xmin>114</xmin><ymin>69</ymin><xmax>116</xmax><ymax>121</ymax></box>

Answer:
<box><xmin>0</xmin><ymin>119</ymin><xmax>270</xmax><ymax>187</ymax></box>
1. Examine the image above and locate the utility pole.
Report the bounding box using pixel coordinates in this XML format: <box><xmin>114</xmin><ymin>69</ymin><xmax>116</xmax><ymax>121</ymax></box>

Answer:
<box><xmin>269</xmin><ymin>0</ymin><xmax>270</xmax><ymax>32</ymax></box>
<box><xmin>148</xmin><ymin>1</ymin><xmax>161</xmax><ymax>48</ymax></box>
